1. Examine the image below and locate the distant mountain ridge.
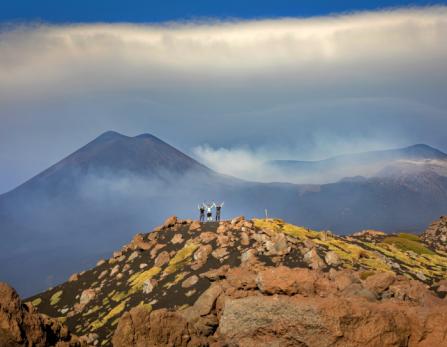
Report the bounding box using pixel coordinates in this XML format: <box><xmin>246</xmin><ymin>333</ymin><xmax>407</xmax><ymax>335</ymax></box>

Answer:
<box><xmin>271</xmin><ymin>144</ymin><xmax>447</xmax><ymax>167</ymax></box>
<box><xmin>269</xmin><ymin>143</ymin><xmax>447</xmax><ymax>184</ymax></box>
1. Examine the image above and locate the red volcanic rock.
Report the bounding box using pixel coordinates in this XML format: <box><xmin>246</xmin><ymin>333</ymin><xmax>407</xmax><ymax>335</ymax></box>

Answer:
<box><xmin>0</xmin><ymin>282</ymin><xmax>82</xmax><ymax>347</ymax></box>
<box><xmin>255</xmin><ymin>266</ymin><xmax>318</xmax><ymax>296</ymax></box>
<box><xmin>112</xmin><ymin>307</ymin><xmax>203</xmax><ymax>347</ymax></box>
<box><xmin>364</xmin><ymin>271</ymin><xmax>396</xmax><ymax>294</ymax></box>
<box><xmin>163</xmin><ymin>215</ymin><xmax>178</xmax><ymax>228</ymax></box>
<box><xmin>217</xmin><ymin>295</ymin><xmax>413</xmax><ymax>347</ymax></box>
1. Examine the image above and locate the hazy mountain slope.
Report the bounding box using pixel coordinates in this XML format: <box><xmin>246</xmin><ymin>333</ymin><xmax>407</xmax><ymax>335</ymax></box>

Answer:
<box><xmin>0</xmin><ymin>131</ymin><xmax>298</xmax><ymax>296</ymax></box>
<box><xmin>269</xmin><ymin>144</ymin><xmax>447</xmax><ymax>183</ymax></box>
<box><xmin>1</xmin><ymin>132</ymin><xmax>447</xmax><ymax>297</ymax></box>
<box><xmin>24</xmin><ymin>217</ymin><xmax>447</xmax><ymax>346</ymax></box>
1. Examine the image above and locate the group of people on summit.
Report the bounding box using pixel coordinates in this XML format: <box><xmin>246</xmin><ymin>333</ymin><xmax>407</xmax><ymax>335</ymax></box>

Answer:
<box><xmin>199</xmin><ymin>202</ymin><xmax>224</xmax><ymax>222</ymax></box>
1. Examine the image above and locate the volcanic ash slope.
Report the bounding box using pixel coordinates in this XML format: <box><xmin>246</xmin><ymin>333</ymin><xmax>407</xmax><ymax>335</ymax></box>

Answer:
<box><xmin>25</xmin><ymin>216</ymin><xmax>447</xmax><ymax>346</ymax></box>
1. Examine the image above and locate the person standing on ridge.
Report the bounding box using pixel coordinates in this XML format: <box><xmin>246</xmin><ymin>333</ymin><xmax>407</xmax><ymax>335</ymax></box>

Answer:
<box><xmin>198</xmin><ymin>204</ymin><xmax>205</xmax><ymax>222</ymax></box>
<box><xmin>215</xmin><ymin>202</ymin><xmax>224</xmax><ymax>221</ymax></box>
<box><xmin>203</xmin><ymin>203</ymin><xmax>215</xmax><ymax>222</ymax></box>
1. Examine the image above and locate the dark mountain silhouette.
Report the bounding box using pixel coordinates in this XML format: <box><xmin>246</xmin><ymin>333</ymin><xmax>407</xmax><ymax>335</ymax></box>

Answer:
<box><xmin>1</xmin><ymin>132</ymin><xmax>447</xmax><ymax>297</ymax></box>
<box><xmin>8</xmin><ymin>130</ymin><xmax>212</xmax><ymax>197</ymax></box>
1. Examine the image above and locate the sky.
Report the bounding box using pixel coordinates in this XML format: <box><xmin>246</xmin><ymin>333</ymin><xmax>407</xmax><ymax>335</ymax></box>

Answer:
<box><xmin>1</xmin><ymin>2</ymin><xmax>447</xmax><ymax>193</ymax></box>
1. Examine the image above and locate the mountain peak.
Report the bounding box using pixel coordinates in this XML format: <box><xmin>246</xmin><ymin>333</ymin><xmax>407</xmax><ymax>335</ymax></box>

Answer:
<box><xmin>95</xmin><ymin>130</ymin><xmax>128</xmax><ymax>142</ymax></box>
<box><xmin>402</xmin><ymin>143</ymin><xmax>447</xmax><ymax>159</ymax></box>
<box><xmin>133</xmin><ymin>133</ymin><xmax>158</xmax><ymax>140</ymax></box>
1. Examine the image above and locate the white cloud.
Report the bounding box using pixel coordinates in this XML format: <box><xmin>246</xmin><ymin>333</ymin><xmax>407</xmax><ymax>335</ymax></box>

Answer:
<box><xmin>1</xmin><ymin>7</ymin><xmax>446</xmax><ymax>101</ymax></box>
<box><xmin>0</xmin><ymin>6</ymin><xmax>447</xmax><ymax>191</ymax></box>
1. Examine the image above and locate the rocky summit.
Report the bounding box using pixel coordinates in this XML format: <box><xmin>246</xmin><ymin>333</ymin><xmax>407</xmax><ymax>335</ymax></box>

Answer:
<box><xmin>12</xmin><ymin>216</ymin><xmax>447</xmax><ymax>346</ymax></box>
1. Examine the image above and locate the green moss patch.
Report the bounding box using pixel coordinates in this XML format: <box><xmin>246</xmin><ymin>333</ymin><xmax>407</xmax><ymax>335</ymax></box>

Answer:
<box><xmin>164</xmin><ymin>242</ymin><xmax>199</xmax><ymax>274</ymax></box>
<box><xmin>128</xmin><ymin>266</ymin><xmax>161</xmax><ymax>292</ymax></box>
<box><xmin>50</xmin><ymin>290</ymin><xmax>63</xmax><ymax>306</ymax></box>
<box><xmin>90</xmin><ymin>298</ymin><xmax>130</xmax><ymax>331</ymax></box>
<box><xmin>384</xmin><ymin>236</ymin><xmax>435</xmax><ymax>255</ymax></box>
<box><xmin>397</xmin><ymin>233</ymin><xmax>420</xmax><ymax>242</ymax></box>
<box><xmin>30</xmin><ymin>297</ymin><xmax>42</xmax><ymax>307</ymax></box>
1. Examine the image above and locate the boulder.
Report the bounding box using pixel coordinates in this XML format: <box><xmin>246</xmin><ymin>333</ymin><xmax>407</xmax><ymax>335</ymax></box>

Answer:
<box><xmin>193</xmin><ymin>245</ymin><xmax>213</xmax><ymax>264</ymax></box>
<box><xmin>256</xmin><ymin>266</ymin><xmax>317</xmax><ymax>296</ymax></box>
<box><xmin>212</xmin><ymin>248</ymin><xmax>229</xmax><ymax>260</ymax></box>
<box><xmin>304</xmin><ymin>248</ymin><xmax>326</xmax><ymax>270</ymax></box>
<box><xmin>181</xmin><ymin>283</ymin><xmax>223</xmax><ymax>321</ymax></box>
<box><xmin>329</xmin><ymin>269</ymin><xmax>358</xmax><ymax>292</ymax></box>
<box><xmin>364</xmin><ymin>272</ymin><xmax>396</xmax><ymax>294</ymax></box>
<box><xmin>80</xmin><ymin>288</ymin><xmax>96</xmax><ymax>305</ymax></box>
<box><xmin>171</xmin><ymin>233</ymin><xmax>184</xmax><ymax>244</ymax></box>
<box><xmin>226</xmin><ymin>267</ymin><xmax>257</xmax><ymax>290</ymax></box>
<box><xmin>131</xmin><ymin>233</ymin><xmax>151</xmax><ymax>251</ymax></box>
<box><xmin>199</xmin><ymin>232</ymin><xmax>216</xmax><ymax>243</ymax></box>
<box><xmin>143</xmin><ymin>279</ymin><xmax>158</xmax><ymax>294</ymax></box>
<box><xmin>182</xmin><ymin>275</ymin><xmax>199</xmax><ymax>289</ymax></box>
<box><xmin>218</xmin><ymin>295</ymin><xmax>412</xmax><ymax>347</ymax></box>
<box><xmin>200</xmin><ymin>266</ymin><xmax>230</xmax><ymax>281</ymax></box>
<box><xmin>150</xmin><ymin>243</ymin><xmax>166</xmax><ymax>259</ymax></box>
<box><xmin>217</xmin><ymin>234</ymin><xmax>231</xmax><ymax>248</ymax></box>
<box><xmin>324</xmin><ymin>251</ymin><xmax>341</xmax><ymax>266</ymax></box>
<box><xmin>264</xmin><ymin>232</ymin><xmax>290</xmax><ymax>256</ymax></box>
<box><xmin>154</xmin><ymin>251</ymin><xmax>170</xmax><ymax>267</ymax></box>
<box><xmin>231</xmin><ymin>216</ymin><xmax>245</xmax><ymax>225</ymax></box>
<box><xmin>113</xmin><ymin>306</ymin><xmax>197</xmax><ymax>347</ymax></box>
<box><xmin>68</xmin><ymin>273</ymin><xmax>79</xmax><ymax>282</ymax></box>
<box><xmin>240</xmin><ymin>232</ymin><xmax>250</xmax><ymax>246</ymax></box>
<box><xmin>163</xmin><ymin>215</ymin><xmax>178</xmax><ymax>228</ymax></box>
<box><xmin>189</xmin><ymin>221</ymin><xmax>202</xmax><ymax>232</ymax></box>
<box><xmin>241</xmin><ymin>249</ymin><xmax>258</xmax><ymax>263</ymax></box>
<box><xmin>0</xmin><ymin>282</ymin><xmax>81</xmax><ymax>347</ymax></box>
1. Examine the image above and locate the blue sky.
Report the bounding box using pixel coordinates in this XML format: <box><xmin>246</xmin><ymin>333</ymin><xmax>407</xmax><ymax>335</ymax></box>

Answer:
<box><xmin>1</xmin><ymin>1</ymin><xmax>446</xmax><ymax>23</ymax></box>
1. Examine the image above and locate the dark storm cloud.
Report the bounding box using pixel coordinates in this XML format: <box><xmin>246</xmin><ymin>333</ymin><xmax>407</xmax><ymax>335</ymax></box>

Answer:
<box><xmin>0</xmin><ymin>7</ymin><xmax>447</xmax><ymax>191</ymax></box>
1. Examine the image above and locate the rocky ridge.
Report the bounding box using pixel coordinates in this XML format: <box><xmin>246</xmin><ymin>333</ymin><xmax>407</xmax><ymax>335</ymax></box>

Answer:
<box><xmin>23</xmin><ymin>216</ymin><xmax>447</xmax><ymax>346</ymax></box>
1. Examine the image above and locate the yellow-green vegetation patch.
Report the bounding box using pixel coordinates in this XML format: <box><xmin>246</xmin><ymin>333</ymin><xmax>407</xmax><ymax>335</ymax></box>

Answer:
<box><xmin>90</xmin><ymin>298</ymin><xmax>130</xmax><ymax>331</ymax></box>
<box><xmin>102</xmin><ymin>297</ymin><xmax>110</xmax><ymax>305</ymax></box>
<box><xmin>164</xmin><ymin>242</ymin><xmax>199</xmax><ymax>275</ymax></box>
<box><xmin>253</xmin><ymin>218</ymin><xmax>320</xmax><ymax>240</ymax></box>
<box><xmin>321</xmin><ymin>238</ymin><xmax>367</xmax><ymax>262</ymax></box>
<box><xmin>111</xmin><ymin>291</ymin><xmax>128</xmax><ymax>302</ymax></box>
<box><xmin>50</xmin><ymin>290</ymin><xmax>63</xmax><ymax>306</ymax></box>
<box><xmin>360</xmin><ymin>240</ymin><xmax>447</xmax><ymax>279</ymax></box>
<box><xmin>128</xmin><ymin>266</ymin><xmax>161</xmax><ymax>292</ymax></box>
<box><xmin>30</xmin><ymin>297</ymin><xmax>42</xmax><ymax>307</ymax></box>
<box><xmin>137</xmin><ymin>301</ymin><xmax>153</xmax><ymax>312</ymax></box>
<box><xmin>384</xmin><ymin>236</ymin><xmax>435</xmax><ymax>255</ymax></box>
<box><xmin>253</xmin><ymin>219</ymin><xmax>283</xmax><ymax>233</ymax></box>
<box><xmin>84</xmin><ymin>305</ymin><xmax>100</xmax><ymax>316</ymax></box>
<box><xmin>358</xmin><ymin>257</ymin><xmax>391</xmax><ymax>272</ymax></box>
<box><xmin>397</xmin><ymin>233</ymin><xmax>420</xmax><ymax>242</ymax></box>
